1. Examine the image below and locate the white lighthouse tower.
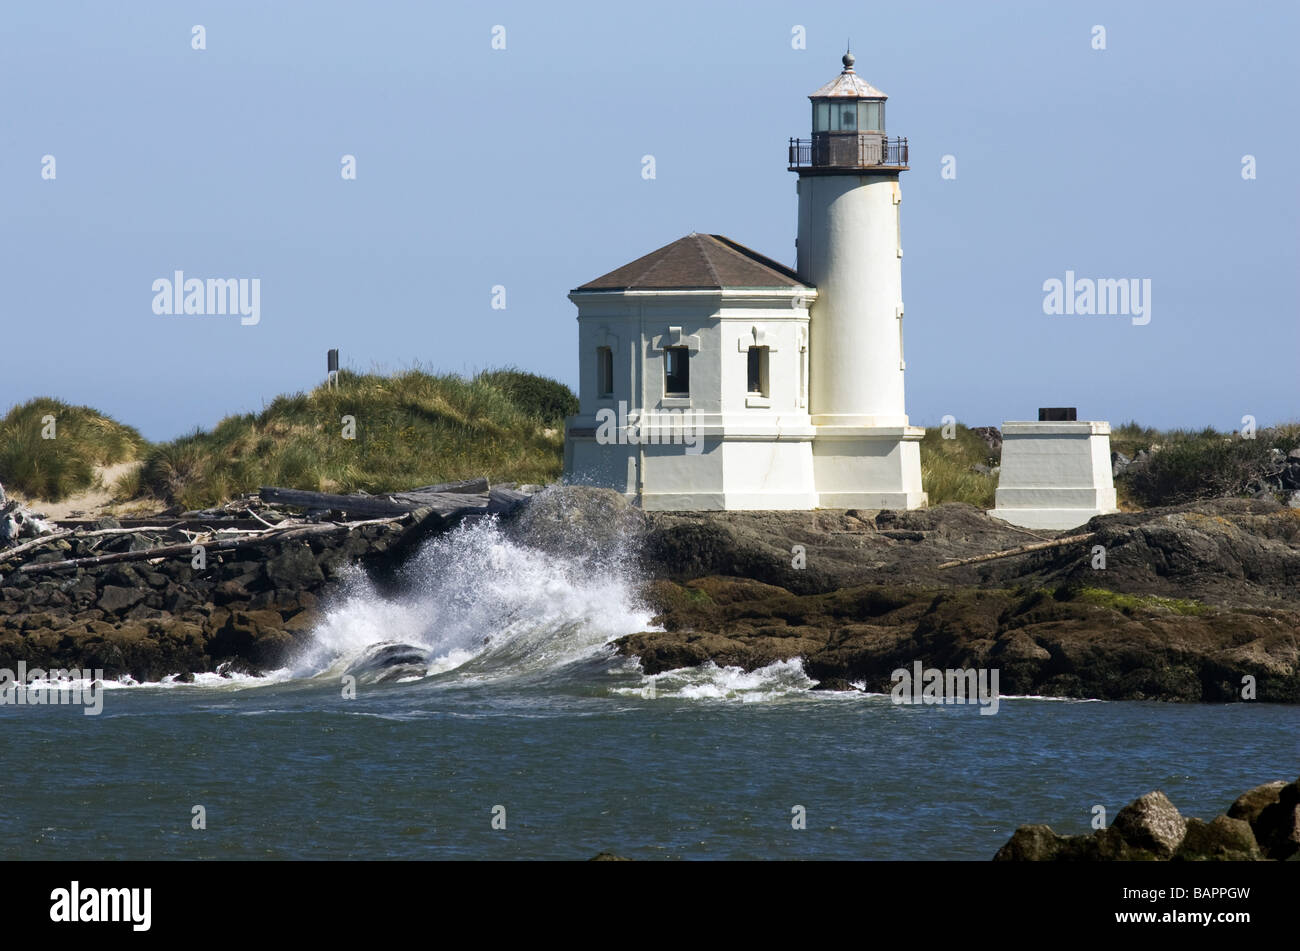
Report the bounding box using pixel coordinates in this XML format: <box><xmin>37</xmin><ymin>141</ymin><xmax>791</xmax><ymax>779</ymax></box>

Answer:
<box><xmin>791</xmin><ymin>52</ymin><xmax>927</xmax><ymax>509</ymax></box>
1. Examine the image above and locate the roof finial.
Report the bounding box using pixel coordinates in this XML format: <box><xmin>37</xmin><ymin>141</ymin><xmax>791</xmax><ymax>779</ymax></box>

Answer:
<box><xmin>842</xmin><ymin>42</ymin><xmax>855</xmax><ymax>71</ymax></box>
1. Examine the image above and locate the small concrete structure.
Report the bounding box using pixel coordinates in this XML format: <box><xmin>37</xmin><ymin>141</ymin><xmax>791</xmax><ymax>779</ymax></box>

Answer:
<box><xmin>990</xmin><ymin>416</ymin><xmax>1119</xmax><ymax>530</ymax></box>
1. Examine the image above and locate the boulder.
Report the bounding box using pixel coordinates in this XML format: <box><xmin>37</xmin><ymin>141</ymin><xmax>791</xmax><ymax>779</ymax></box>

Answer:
<box><xmin>1113</xmin><ymin>791</ymin><xmax>1187</xmax><ymax>857</ymax></box>
<box><xmin>1227</xmin><ymin>780</ymin><xmax>1286</xmax><ymax>825</ymax></box>
<box><xmin>1174</xmin><ymin>816</ymin><xmax>1261</xmax><ymax>861</ymax></box>
<box><xmin>96</xmin><ymin>585</ymin><xmax>146</xmax><ymax>615</ymax></box>
<box><xmin>1252</xmin><ymin>779</ymin><xmax>1300</xmax><ymax>860</ymax></box>
<box><xmin>993</xmin><ymin>825</ymin><xmax>1065</xmax><ymax>862</ymax></box>
<box><xmin>264</xmin><ymin>545</ymin><xmax>325</xmax><ymax>590</ymax></box>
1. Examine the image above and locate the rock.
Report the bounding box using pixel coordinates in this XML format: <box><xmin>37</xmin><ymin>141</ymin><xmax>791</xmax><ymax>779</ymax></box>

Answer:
<box><xmin>810</xmin><ymin>677</ymin><xmax>859</xmax><ymax>692</ymax></box>
<box><xmin>1227</xmin><ymin>780</ymin><xmax>1286</xmax><ymax>826</ymax></box>
<box><xmin>970</xmin><ymin>426</ymin><xmax>1002</xmax><ymax>453</ymax></box>
<box><xmin>1111</xmin><ymin>451</ymin><xmax>1131</xmax><ymax>477</ymax></box>
<box><xmin>1173</xmin><ymin>816</ymin><xmax>1261</xmax><ymax>861</ymax></box>
<box><xmin>993</xmin><ymin>825</ymin><xmax>1065</xmax><ymax>861</ymax></box>
<box><xmin>1112</xmin><ymin>791</ymin><xmax>1187</xmax><ymax>857</ymax></box>
<box><xmin>994</xmin><ymin>780</ymin><xmax>1300</xmax><ymax>861</ymax></box>
<box><xmin>96</xmin><ymin>585</ymin><xmax>146</xmax><ymax>615</ymax></box>
<box><xmin>264</xmin><ymin>545</ymin><xmax>325</xmax><ymax>589</ymax></box>
<box><xmin>589</xmin><ymin>852</ymin><xmax>632</xmax><ymax>861</ymax></box>
<box><xmin>208</xmin><ymin>609</ymin><xmax>295</xmax><ymax>667</ymax></box>
<box><xmin>214</xmin><ymin>579</ymin><xmax>252</xmax><ymax>603</ymax></box>
<box><xmin>282</xmin><ymin>609</ymin><xmax>321</xmax><ymax>634</ymax></box>
<box><xmin>1252</xmin><ymin>779</ymin><xmax>1300</xmax><ymax>860</ymax></box>
<box><xmin>106</xmin><ymin>565</ymin><xmax>143</xmax><ymax>587</ymax></box>
<box><xmin>162</xmin><ymin>585</ymin><xmax>193</xmax><ymax>614</ymax></box>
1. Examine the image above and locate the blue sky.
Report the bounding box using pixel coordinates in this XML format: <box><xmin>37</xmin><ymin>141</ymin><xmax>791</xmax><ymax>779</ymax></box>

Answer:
<box><xmin>2</xmin><ymin>0</ymin><xmax>1296</xmax><ymax>440</ymax></box>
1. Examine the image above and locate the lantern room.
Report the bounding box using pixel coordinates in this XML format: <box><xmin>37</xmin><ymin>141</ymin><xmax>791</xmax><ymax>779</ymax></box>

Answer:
<box><xmin>812</xmin><ymin>53</ymin><xmax>885</xmax><ymax>133</ymax></box>
<box><xmin>789</xmin><ymin>51</ymin><xmax>908</xmax><ymax>171</ymax></box>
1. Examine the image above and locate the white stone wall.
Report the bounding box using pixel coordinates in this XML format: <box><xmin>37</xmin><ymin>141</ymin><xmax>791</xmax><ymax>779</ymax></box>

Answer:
<box><xmin>564</xmin><ymin>288</ymin><xmax>819</xmax><ymax>509</ymax></box>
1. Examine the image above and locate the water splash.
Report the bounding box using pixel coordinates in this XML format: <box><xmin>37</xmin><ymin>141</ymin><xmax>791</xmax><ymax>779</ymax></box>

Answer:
<box><xmin>292</xmin><ymin>508</ymin><xmax>655</xmax><ymax>685</ymax></box>
<box><xmin>612</xmin><ymin>658</ymin><xmax>817</xmax><ymax>702</ymax></box>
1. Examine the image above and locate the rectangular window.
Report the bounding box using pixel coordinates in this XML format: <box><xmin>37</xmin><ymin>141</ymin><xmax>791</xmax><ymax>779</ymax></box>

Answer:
<box><xmin>829</xmin><ymin>102</ymin><xmax>857</xmax><ymax>131</ymax></box>
<box><xmin>895</xmin><ymin>195</ymin><xmax>902</xmax><ymax>257</ymax></box>
<box><xmin>747</xmin><ymin>346</ymin><xmax>769</xmax><ymax>396</ymax></box>
<box><xmin>814</xmin><ymin>102</ymin><xmax>830</xmax><ymax>132</ymax></box>
<box><xmin>596</xmin><ymin>346</ymin><xmax>613</xmax><ymax>397</ymax></box>
<box><xmin>664</xmin><ymin>346</ymin><xmax>689</xmax><ymax>397</ymax></box>
<box><xmin>858</xmin><ymin>101</ymin><xmax>880</xmax><ymax>131</ymax></box>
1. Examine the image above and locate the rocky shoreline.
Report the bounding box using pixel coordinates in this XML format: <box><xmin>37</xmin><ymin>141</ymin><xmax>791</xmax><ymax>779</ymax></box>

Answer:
<box><xmin>995</xmin><ymin>777</ymin><xmax>1300</xmax><ymax>861</ymax></box>
<box><xmin>622</xmin><ymin>494</ymin><xmax>1300</xmax><ymax>702</ymax></box>
<box><xmin>0</xmin><ymin>512</ymin><xmax>412</xmax><ymax>681</ymax></box>
<box><xmin>0</xmin><ymin>486</ymin><xmax>1297</xmax><ymax>701</ymax></box>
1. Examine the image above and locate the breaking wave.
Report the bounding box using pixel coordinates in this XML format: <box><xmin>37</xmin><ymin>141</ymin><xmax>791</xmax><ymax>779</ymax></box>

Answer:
<box><xmin>291</xmin><ymin>504</ymin><xmax>655</xmax><ymax>687</ymax></box>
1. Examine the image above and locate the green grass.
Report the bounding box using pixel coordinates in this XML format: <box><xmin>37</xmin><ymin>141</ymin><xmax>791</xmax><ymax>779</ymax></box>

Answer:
<box><xmin>0</xmin><ymin>398</ymin><xmax>148</xmax><ymax>501</ymax></box>
<box><xmin>132</xmin><ymin>368</ymin><xmax>575</xmax><ymax>510</ymax></box>
<box><xmin>1061</xmin><ymin>586</ymin><xmax>1209</xmax><ymax>617</ymax></box>
<box><xmin>918</xmin><ymin>423</ymin><xmax>1001</xmax><ymax>508</ymax></box>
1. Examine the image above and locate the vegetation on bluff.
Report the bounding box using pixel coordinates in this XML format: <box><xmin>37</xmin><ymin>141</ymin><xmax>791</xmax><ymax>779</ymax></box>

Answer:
<box><xmin>1</xmin><ymin>372</ymin><xmax>1295</xmax><ymax>514</ymax></box>
<box><xmin>0</xmin><ymin>398</ymin><xmax>146</xmax><ymax>502</ymax></box>
<box><xmin>1</xmin><ymin>369</ymin><xmax>575</xmax><ymax>510</ymax></box>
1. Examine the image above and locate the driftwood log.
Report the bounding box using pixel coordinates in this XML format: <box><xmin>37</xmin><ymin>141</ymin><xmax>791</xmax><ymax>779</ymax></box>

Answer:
<box><xmin>937</xmin><ymin>532</ymin><xmax>1097</xmax><ymax>569</ymax></box>
<box><xmin>17</xmin><ymin>518</ymin><xmax>403</xmax><ymax>576</ymax></box>
<box><xmin>4</xmin><ymin>478</ymin><xmax>516</xmax><ymax>575</ymax></box>
<box><xmin>258</xmin><ymin>478</ymin><xmax>491</xmax><ymax>519</ymax></box>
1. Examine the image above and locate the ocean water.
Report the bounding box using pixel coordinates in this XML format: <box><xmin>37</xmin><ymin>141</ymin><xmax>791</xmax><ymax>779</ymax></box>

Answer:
<box><xmin>2</xmin><ymin>516</ymin><xmax>1296</xmax><ymax>860</ymax></box>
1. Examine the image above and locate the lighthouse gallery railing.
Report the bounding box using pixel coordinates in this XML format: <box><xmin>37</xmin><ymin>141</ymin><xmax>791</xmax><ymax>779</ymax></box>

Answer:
<box><xmin>788</xmin><ymin>135</ymin><xmax>909</xmax><ymax>170</ymax></box>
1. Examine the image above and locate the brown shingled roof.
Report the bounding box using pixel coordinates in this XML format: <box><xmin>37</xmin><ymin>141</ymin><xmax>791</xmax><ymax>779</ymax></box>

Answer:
<box><xmin>574</xmin><ymin>233</ymin><xmax>808</xmax><ymax>292</ymax></box>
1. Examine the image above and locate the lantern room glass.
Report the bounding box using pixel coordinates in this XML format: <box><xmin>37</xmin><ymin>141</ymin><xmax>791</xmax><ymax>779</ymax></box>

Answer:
<box><xmin>813</xmin><ymin>99</ymin><xmax>884</xmax><ymax>133</ymax></box>
<box><xmin>859</xmin><ymin>101</ymin><xmax>883</xmax><ymax>132</ymax></box>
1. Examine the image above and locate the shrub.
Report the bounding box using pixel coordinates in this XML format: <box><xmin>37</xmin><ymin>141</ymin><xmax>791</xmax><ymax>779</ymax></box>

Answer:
<box><xmin>1120</xmin><ymin>426</ymin><xmax>1300</xmax><ymax>507</ymax></box>
<box><xmin>475</xmin><ymin>368</ymin><xmax>579</xmax><ymax>424</ymax></box>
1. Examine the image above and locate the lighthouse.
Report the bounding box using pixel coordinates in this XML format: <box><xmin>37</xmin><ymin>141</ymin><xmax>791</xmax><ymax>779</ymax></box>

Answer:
<box><xmin>563</xmin><ymin>51</ymin><xmax>928</xmax><ymax>512</ymax></box>
<box><xmin>790</xmin><ymin>51</ymin><xmax>927</xmax><ymax>509</ymax></box>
